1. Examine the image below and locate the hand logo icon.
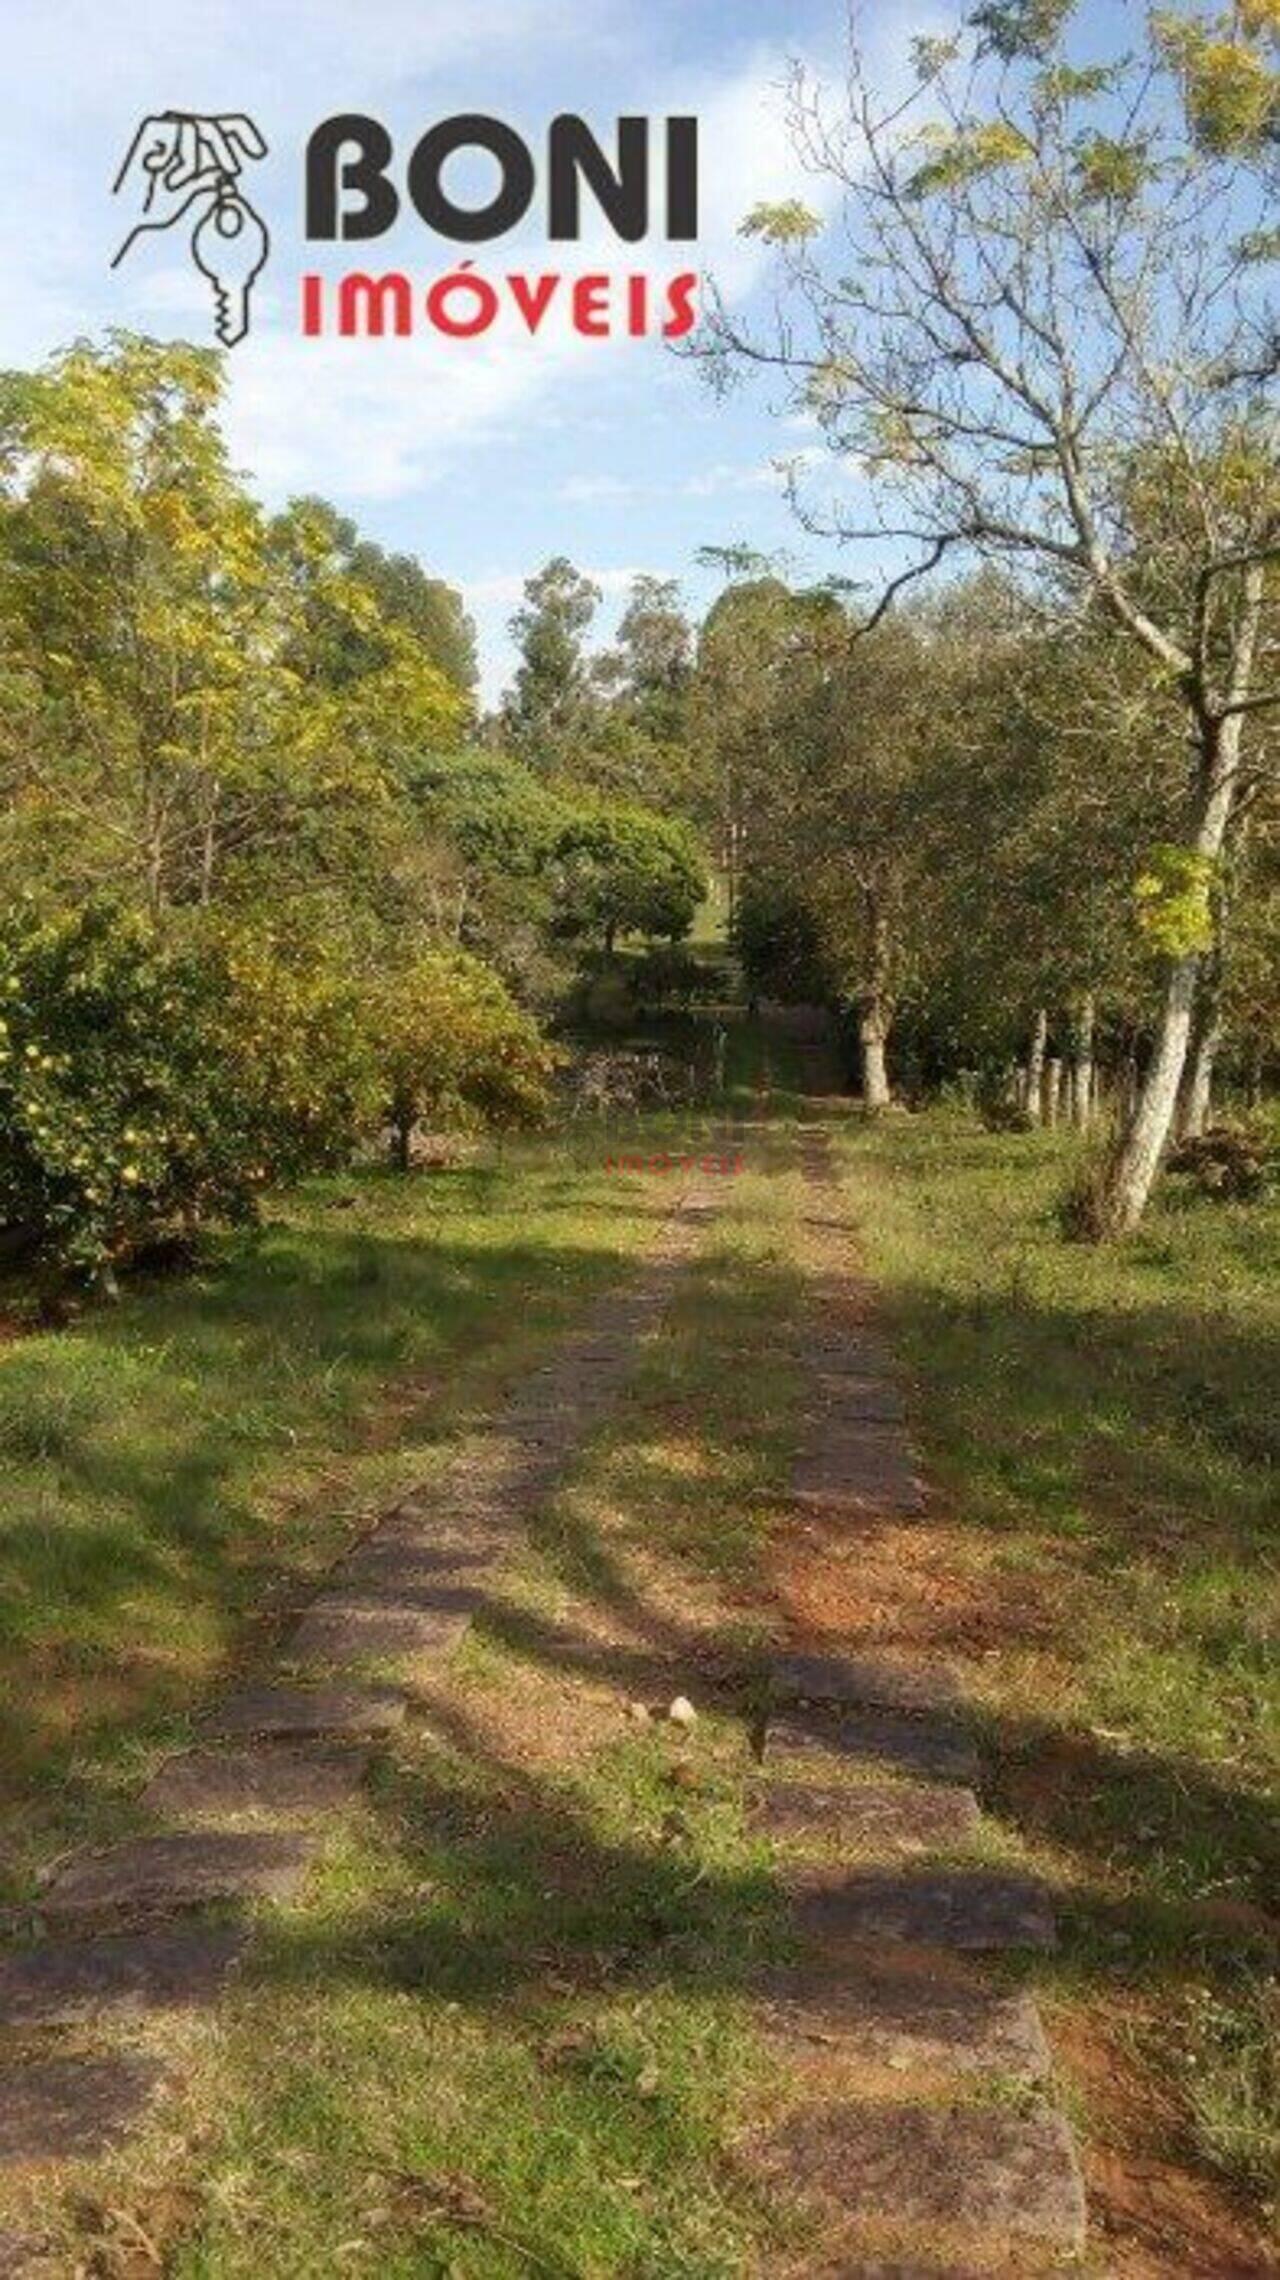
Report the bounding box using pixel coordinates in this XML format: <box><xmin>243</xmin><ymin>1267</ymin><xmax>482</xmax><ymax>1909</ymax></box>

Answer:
<box><xmin>112</xmin><ymin>112</ymin><xmax>270</xmax><ymax>347</ymax></box>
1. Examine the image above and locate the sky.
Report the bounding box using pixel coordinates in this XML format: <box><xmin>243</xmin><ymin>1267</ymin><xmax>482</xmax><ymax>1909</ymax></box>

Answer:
<box><xmin>0</xmin><ymin>0</ymin><xmax>958</xmax><ymax>704</ymax></box>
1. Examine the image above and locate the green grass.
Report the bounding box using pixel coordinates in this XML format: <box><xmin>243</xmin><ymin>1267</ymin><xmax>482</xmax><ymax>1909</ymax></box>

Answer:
<box><xmin>0</xmin><ymin>1101</ymin><xmax>812</xmax><ymax>2278</ymax></box>
<box><xmin>3</xmin><ymin>1075</ymin><xmax>1276</xmax><ymax>2266</ymax></box>
<box><xmin>0</xmin><ymin>1119</ymin><xmax>739</xmax><ymax>1896</ymax></box>
<box><xmin>162</xmin><ymin>1130</ymin><xmax>810</xmax><ymax>2277</ymax></box>
<box><xmin>832</xmin><ymin>1109</ymin><xmax>1278</xmax><ymax>2223</ymax></box>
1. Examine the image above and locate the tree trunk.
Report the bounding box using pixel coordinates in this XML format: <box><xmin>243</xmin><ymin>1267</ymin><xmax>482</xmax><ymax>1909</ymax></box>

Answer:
<box><xmin>1025</xmin><ymin>1007</ymin><xmax>1048</xmax><ymax>1126</ymax></box>
<box><xmin>390</xmin><ymin>1101</ymin><xmax>413</xmax><ymax>1172</ymax></box>
<box><xmin>858</xmin><ymin>888</ymin><xmax>894</xmax><ymax>1110</ymax></box>
<box><xmin>1179</xmin><ymin>839</ymin><xmax>1235</xmax><ymax>1140</ymax></box>
<box><xmin>1178</xmin><ymin>983</ymin><xmax>1222</xmax><ymax>1142</ymax></box>
<box><xmin>859</xmin><ymin>1007</ymin><xmax>891</xmax><ymax>1110</ymax></box>
<box><xmin>1072</xmin><ymin>993</ymin><xmax>1095</xmax><ymax>1129</ymax></box>
<box><xmin>1095</xmin><ymin>708</ymin><xmax>1246</xmax><ymax>1236</ymax></box>
<box><xmin>1044</xmin><ymin>1055</ymin><xmax>1063</xmax><ymax>1128</ymax></box>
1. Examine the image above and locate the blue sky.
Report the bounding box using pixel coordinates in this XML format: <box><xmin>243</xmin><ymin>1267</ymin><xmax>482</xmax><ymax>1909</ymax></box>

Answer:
<box><xmin>1</xmin><ymin>0</ymin><xmax>958</xmax><ymax>701</ymax></box>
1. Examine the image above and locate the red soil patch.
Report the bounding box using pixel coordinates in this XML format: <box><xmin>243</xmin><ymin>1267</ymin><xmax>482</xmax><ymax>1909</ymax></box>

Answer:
<box><xmin>1052</xmin><ymin>2007</ymin><xmax>1274</xmax><ymax>2278</ymax></box>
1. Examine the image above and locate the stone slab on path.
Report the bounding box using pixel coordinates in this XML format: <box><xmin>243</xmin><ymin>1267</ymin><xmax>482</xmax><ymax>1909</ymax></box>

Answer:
<box><xmin>304</xmin><ymin>1577</ymin><xmax>484</xmax><ymax>1617</ymax></box>
<box><xmin>792</xmin><ymin>1427</ymin><xmax>926</xmax><ymax>1514</ymax></box>
<box><xmin>204</xmin><ymin>1684</ymin><xmax>406</xmax><ymax>1741</ymax></box>
<box><xmin>757</xmin><ymin>1780</ymin><xmax>980</xmax><ymax>1855</ymax></box>
<box><xmin>43</xmin><ymin>1832</ymin><xmax>315</xmax><ymax>1922</ymax></box>
<box><xmin>286</xmin><ymin>1603</ymin><xmax>470</xmax><ymax>1667</ymax></box>
<box><xmin>0</xmin><ymin>2057</ymin><xmax>166</xmax><ymax>2166</ymax></box>
<box><xmin>756</xmin><ymin>2100</ymin><xmax>1086</xmax><ymax>2252</ymax></box>
<box><xmin>807</xmin><ymin>1376</ymin><xmax>907</xmax><ymax>1424</ymax></box>
<box><xmin>142</xmin><ymin>1743</ymin><xmax>368</xmax><ymax>1822</ymax></box>
<box><xmin>335</xmin><ymin>1541</ymin><xmax>496</xmax><ymax>1589</ymax></box>
<box><xmin>758</xmin><ymin>1947</ymin><xmax>1050</xmax><ymax>2078</ymax></box>
<box><xmin>790</xmin><ymin>1867</ymin><xmax>1057</xmax><ymax>1952</ymax></box>
<box><xmin>766</xmin><ymin>1710</ymin><xmax>981</xmax><ymax>1787</ymax></box>
<box><xmin>771</xmin><ymin>1654</ymin><xmax>961</xmax><ymax>1715</ymax></box>
<box><xmin>0</xmin><ymin>1926</ymin><xmax>247</xmax><ymax>2027</ymax></box>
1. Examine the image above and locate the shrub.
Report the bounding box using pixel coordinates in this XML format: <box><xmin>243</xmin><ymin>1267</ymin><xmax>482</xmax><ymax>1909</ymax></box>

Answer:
<box><xmin>974</xmin><ymin>1067</ymin><xmax>1034</xmax><ymax>1132</ymax></box>
<box><xmin>371</xmin><ymin>947</ymin><xmax>557</xmax><ymax>1168</ymax></box>
<box><xmin>1166</xmin><ymin>1124</ymin><xmax>1272</xmax><ymax>1201</ymax></box>
<box><xmin>0</xmin><ymin>901</ymin><xmax>375</xmax><ymax>1277</ymax></box>
<box><xmin>1057</xmin><ymin>1145</ymin><xmax>1116</xmax><ymax>1241</ymax></box>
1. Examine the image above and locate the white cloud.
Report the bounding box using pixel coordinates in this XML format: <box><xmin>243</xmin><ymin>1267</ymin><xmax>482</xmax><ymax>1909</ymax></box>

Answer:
<box><xmin>559</xmin><ymin>473</ymin><xmax>637</xmax><ymax>503</ymax></box>
<box><xmin>682</xmin><ymin>459</ymin><xmax>781</xmax><ymax>498</ymax></box>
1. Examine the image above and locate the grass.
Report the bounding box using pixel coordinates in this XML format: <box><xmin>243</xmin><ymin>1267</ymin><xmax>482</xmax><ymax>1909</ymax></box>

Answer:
<box><xmin>834</xmin><ymin>1110</ymin><xmax>1278</xmax><ymax>2240</ymax></box>
<box><xmin>2</xmin><ymin>1101</ymin><xmax>815</xmax><ymax>2276</ymax></box>
<box><xmin>1</xmin><ymin>1070</ymin><xmax>1275</xmax><ymax>2270</ymax></box>
<box><xmin>0</xmin><ymin>1120</ymin><xmax>733</xmax><ymax>1895</ymax></box>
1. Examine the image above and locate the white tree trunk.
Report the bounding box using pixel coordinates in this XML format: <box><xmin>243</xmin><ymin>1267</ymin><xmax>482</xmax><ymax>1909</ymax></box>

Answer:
<box><xmin>1180</xmin><ymin>1009</ymin><xmax>1221</xmax><ymax>1140</ymax></box>
<box><xmin>1025</xmin><ymin>1006</ymin><xmax>1048</xmax><ymax>1127</ymax></box>
<box><xmin>860</xmin><ymin>1010</ymin><xmax>891</xmax><ymax>1110</ymax></box>
<box><xmin>1098</xmin><ymin>711</ymin><xmax>1245</xmax><ymax>1235</ymax></box>
<box><xmin>1072</xmin><ymin>993</ymin><xmax>1095</xmax><ymax>1129</ymax></box>
<box><xmin>1099</xmin><ymin>955</ymin><xmax>1200</xmax><ymax>1229</ymax></box>
<box><xmin>1044</xmin><ymin>1055</ymin><xmax>1063</xmax><ymax>1127</ymax></box>
<box><xmin>858</xmin><ymin>888</ymin><xmax>893</xmax><ymax>1110</ymax></box>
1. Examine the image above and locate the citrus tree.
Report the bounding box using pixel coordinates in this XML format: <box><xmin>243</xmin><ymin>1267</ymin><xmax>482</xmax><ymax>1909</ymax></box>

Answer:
<box><xmin>371</xmin><ymin>948</ymin><xmax>557</xmax><ymax>1170</ymax></box>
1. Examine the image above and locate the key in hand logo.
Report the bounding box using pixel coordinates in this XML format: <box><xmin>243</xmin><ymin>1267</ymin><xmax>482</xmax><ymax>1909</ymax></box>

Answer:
<box><xmin>112</xmin><ymin>112</ymin><xmax>270</xmax><ymax>347</ymax></box>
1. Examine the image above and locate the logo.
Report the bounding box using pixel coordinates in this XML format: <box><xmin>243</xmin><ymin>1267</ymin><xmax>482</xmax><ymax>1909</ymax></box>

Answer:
<box><xmin>109</xmin><ymin>110</ymin><xmax>700</xmax><ymax>348</ymax></box>
<box><xmin>112</xmin><ymin>112</ymin><xmax>270</xmax><ymax>346</ymax></box>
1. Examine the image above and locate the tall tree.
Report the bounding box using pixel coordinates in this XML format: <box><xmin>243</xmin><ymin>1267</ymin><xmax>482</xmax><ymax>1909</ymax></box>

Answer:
<box><xmin>701</xmin><ymin>0</ymin><xmax>1279</xmax><ymax>1230</ymax></box>
<box><xmin>270</xmin><ymin>497</ymin><xmax>476</xmax><ymax>695</ymax></box>
<box><xmin>603</xmin><ymin>575</ymin><xmax>693</xmax><ymax>735</ymax></box>
<box><xmin>0</xmin><ymin>338</ymin><xmax>465</xmax><ymax>914</ymax></box>
<box><xmin>503</xmin><ymin>556</ymin><xmax>602</xmax><ymax>768</ymax></box>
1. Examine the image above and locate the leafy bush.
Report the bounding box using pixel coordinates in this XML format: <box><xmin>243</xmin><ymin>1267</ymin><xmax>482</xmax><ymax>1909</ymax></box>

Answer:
<box><xmin>1057</xmin><ymin>1145</ymin><xmax>1117</xmax><ymax>1241</ymax></box>
<box><xmin>974</xmin><ymin>1068</ymin><xmax>1035</xmax><ymax>1132</ymax></box>
<box><xmin>0</xmin><ymin>901</ymin><xmax>375</xmax><ymax>1276</ymax></box>
<box><xmin>1166</xmin><ymin>1124</ymin><xmax>1273</xmax><ymax>1200</ymax></box>
<box><xmin>372</xmin><ymin>947</ymin><xmax>557</xmax><ymax>1167</ymax></box>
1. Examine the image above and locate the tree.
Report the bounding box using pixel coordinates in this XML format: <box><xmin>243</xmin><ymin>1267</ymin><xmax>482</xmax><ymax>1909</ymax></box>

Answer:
<box><xmin>554</xmin><ymin>802</ymin><xmax>705</xmax><ymax>954</ymax></box>
<box><xmin>405</xmin><ymin>748</ymin><xmax>574</xmax><ymax>997</ymax></box>
<box><xmin>503</xmin><ymin>556</ymin><xmax>602</xmax><ymax>767</ymax></box>
<box><xmin>693</xmin><ymin>577</ymin><xmax>822</xmax><ymax>922</ymax></box>
<box><xmin>0</xmin><ymin>899</ymin><xmax>375</xmax><ymax>1277</ymax></box>
<box><xmin>702</xmin><ymin>0</ymin><xmax>1279</xmax><ymax>1229</ymax></box>
<box><xmin>600</xmin><ymin>575</ymin><xmax>693</xmax><ymax>737</ymax></box>
<box><xmin>721</xmin><ymin>586</ymin><xmax>988</xmax><ymax>1106</ymax></box>
<box><xmin>0</xmin><ymin>338</ymin><xmax>466</xmax><ymax>913</ymax></box>
<box><xmin>270</xmin><ymin>497</ymin><xmax>476</xmax><ymax>695</ymax></box>
<box><xmin>372</xmin><ymin>948</ymin><xmax>556</xmax><ymax>1171</ymax></box>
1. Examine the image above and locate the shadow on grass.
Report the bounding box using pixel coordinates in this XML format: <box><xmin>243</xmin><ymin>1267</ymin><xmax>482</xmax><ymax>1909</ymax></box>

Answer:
<box><xmin>229</xmin><ymin>1236</ymin><xmax>1275</xmax><ymax>2041</ymax></box>
<box><xmin>0</xmin><ymin>1214</ymin><xmax>687</xmax><ymax>1827</ymax></box>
